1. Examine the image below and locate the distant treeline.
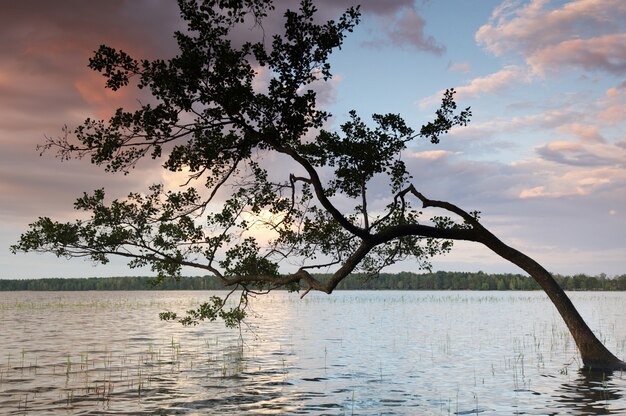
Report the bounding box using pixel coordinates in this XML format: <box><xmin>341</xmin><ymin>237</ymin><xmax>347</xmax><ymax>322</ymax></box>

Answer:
<box><xmin>2</xmin><ymin>271</ymin><xmax>626</xmax><ymax>291</ymax></box>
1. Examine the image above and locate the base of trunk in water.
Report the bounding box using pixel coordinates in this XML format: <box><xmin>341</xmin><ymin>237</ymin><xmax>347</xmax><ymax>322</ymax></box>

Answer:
<box><xmin>473</xmin><ymin>215</ymin><xmax>626</xmax><ymax>373</ymax></box>
<box><xmin>583</xmin><ymin>358</ymin><xmax>626</xmax><ymax>372</ymax></box>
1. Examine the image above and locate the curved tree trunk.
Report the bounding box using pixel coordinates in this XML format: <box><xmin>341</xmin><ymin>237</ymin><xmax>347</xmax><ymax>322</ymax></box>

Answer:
<box><xmin>476</xmin><ymin>224</ymin><xmax>626</xmax><ymax>371</ymax></box>
<box><xmin>409</xmin><ymin>188</ymin><xmax>626</xmax><ymax>371</ymax></box>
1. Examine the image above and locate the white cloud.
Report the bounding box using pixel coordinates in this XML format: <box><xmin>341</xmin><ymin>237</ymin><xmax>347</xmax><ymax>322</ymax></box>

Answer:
<box><xmin>302</xmin><ymin>74</ymin><xmax>343</xmax><ymax>108</ymax></box>
<box><xmin>448</xmin><ymin>62</ymin><xmax>472</xmax><ymax>73</ymax></box>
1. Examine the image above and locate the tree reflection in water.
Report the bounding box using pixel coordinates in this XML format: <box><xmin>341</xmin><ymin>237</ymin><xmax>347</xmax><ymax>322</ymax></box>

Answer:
<box><xmin>552</xmin><ymin>369</ymin><xmax>625</xmax><ymax>415</ymax></box>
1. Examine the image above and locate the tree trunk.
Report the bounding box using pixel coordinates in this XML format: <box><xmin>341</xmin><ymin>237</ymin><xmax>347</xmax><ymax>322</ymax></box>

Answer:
<box><xmin>477</xmin><ymin>225</ymin><xmax>626</xmax><ymax>371</ymax></box>
<box><xmin>407</xmin><ymin>188</ymin><xmax>625</xmax><ymax>370</ymax></box>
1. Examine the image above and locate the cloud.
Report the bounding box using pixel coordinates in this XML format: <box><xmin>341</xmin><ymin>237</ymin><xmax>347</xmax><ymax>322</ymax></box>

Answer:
<box><xmin>341</xmin><ymin>0</ymin><xmax>413</xmax><ymax>15</ymax></box>
<box><xmin>606</xmin><ymin>80</ymin><xmax>626</xmax><ymax>97</ymax></box>
<box><xmin>0</xmin><ymin>158</ymin><xmax>156</xmax><ymax>222</ymax></box>
<box><xmin>512</xmin><ymin>134</ymin><xmax>626</xmax><ymax>202</ymax></box>
<box><xmin>4</xmin><ymin>1</ymin><xmax>626</xmax><ymax>278</ymax></box>
<box><xmin>535</xmin><ymin>141</ymin><xmax>589</xmax><ymax>166</ymax></box>
<box><xmin>0</xmin><ymin>1</ymin><xmax>180</xmax><ymax>56</ymax></box>
<box><xmin>476</xmin><ymin>0</ymin><xmax>626</xmax><ymax>75</ymax></box>
<box><xmin>528</xmin><ymin>34</ymin><xmax>626</xmax><ymax>75</ymax></box>
<box><xmin>384</xmin><ymin>8</ymin><xmax>445</xmax><ymax>54</ymax></box>
<box><xmin>419</xmin><ymin>91</ymin><xmax>626</xmax><ymax>206</ymax></box>
<box><xmin>0</xmin><ymin>1</ymin><xmax>182</xmax><ymax>228</ymax></box>
<box><xmin>298</xmin><ymin>73</ymin><xmax>343</xmax><ymax>108</ymax></box>
<box><xmin>455</xmin><ymin>66</ymin><xmax>531</xmax><ymax>100</ymax></box>
<box><xmin>235</xmin><ymin>0</ymin><xmax>443</xmax><ymax>55</ymax></box>
<box><xmin>390</xmin><ymin>143</ymin><xmax>626</xmax><ymax>274</ymax></box>
<box><xmin>535</xmin><ymin>139</ymin><xmax>626</xmax><ymax>167</ymax></box>
<box><xmin>419</xmin><ymin>0</ymin><xmax>626</xmax><ymax>142</ymax></box>
<box><xmin>556</xmin><ymin>123</ymin><xmax>605</xmax><ymax>143</ymax></box>
<box><xmin>518</xmin><ymin>185</ymin><xmax>549</xmax><ymax>199</ymax></box>
<box><xmin>0</xmin><ymin>1</ymin><xmax>180</xmax><ymax>133</ymax></box>
<box><xmin>517</xmin><ymin>164</ymin><xmax>620</xmax><ymax>199</ymax></box>
<box><xmin>407</xmin><ymin>150</ymin><xmax>462</xmax><ymax>160</ymax></box>
<box><xmin>420</xmin><ymin>66</ymin><xmax>531</xmax><ymax>107</ymax></box>
<box><xmin>361</xmin><ymin>5</ymin><xmax>445</xmax><ymax>54</ymax></box>
<box><xmin>443</xmin><ymin>105</ymin><xmax>581</xmax><ymax>143</ymax></box>
<box><xmin>0</xmin><ymin>1</ymin><xmax>366</xmax><ymax>230</ymax></box>
<box><xmin>448</xmin><ymin>62</ymin><xmax>472</xmax><ymax>74</ymax></box>
<box><xmin>599</xmin><ymin>82</ymin><xmax>626</xmax><ymax>123</ymax></box>
<box><xmin>308</xmin><ymin>0</ymin><xmax>414</xmax><ymax>16</ymax></box>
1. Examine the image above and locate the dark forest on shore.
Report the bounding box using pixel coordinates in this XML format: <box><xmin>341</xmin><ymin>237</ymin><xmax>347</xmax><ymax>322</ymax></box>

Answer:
<box><xmin>2</xmin><ymin>271</ymin><xmax>625</xmax><ymax>291</ymax></box>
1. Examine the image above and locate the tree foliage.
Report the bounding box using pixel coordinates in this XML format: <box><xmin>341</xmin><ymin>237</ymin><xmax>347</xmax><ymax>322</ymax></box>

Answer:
<box><xmin>13</xmin><ymin>0</ymin><xmax>475</xmax><ymax>326</ymax></box>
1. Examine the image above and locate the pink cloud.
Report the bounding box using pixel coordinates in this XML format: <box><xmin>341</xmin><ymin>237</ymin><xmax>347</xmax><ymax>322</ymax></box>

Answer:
<box><xmin>557</xmin><ymin>123</ymin><xmax>605</xmax><ymax>143</ymax></box>
<box><xmin>543</xmin><ymin>141</ymin><xmax>582</xmax><ymax>152</ymax></box>
<box><xmin>477</xmin><ymin>0</ymin><xmax>626</xmax><ymax>56</ymax></box>
<box><xmin>407</xmin><ymin>150</ymin><xmax>462</xmax><ymax>160</ymax></box>
<box><xmin>599</xmin><ymin>103</ymin><xmax>626</xmax><ymax>124</ymax></box>
<box><xmin>537</xmin><ymin>137</ymin><xmax>626</xmax><ymax>167</ymax></box>
<box><xmin>455</xmin><ymin>66</ymin><xmax>530</xmax><ymax>99</ymax></box>
<box><xmin>420</xmin><ymin>66</ymin><xmax>530</xmax><ymax>107</ymax></box>
<box><xmin>519</xmin><ymin>185</ymin><xmax>548</xmax><ymax>199</ymax></box>
<box><xmin>0</xmin><ymin>1</ymin><xmax>181</xmax><ymax>227</ymax></box>
<box><xmin>515</xmin><ymin>134</ymin><xmax>626</xmax><ymax>201</ymax></box>
<box><xmin>476</xmin><ymin>0</ymin><xmax>626</xmax><ymax>75</ymax></box>
<box><xmin>513</xmin><ymin>151</ymin><xmax>625</xmax><ymax>200</ymax></box>
<box><xmin>74</xmin><ymin>71</ymin><xmax>135</xmax><ymax>110</ymax></box>
<box><xmin>528</xmin><ymin>34</ymin><xmax>626</xmax><ymax>75</ymax></box>
<box><xmin>606</xmin><ymin>81</ymin><xmax>626</xmax><ymax>97</ymax></box>
<box><xmin>599</xmin><ymin>82</ymin><xmax>626</xmax><ymax>123</ymax></box>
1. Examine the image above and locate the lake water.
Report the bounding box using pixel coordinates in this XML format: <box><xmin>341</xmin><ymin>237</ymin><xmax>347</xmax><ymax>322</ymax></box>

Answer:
<box><xmin>0</xmin><ymin>290</ymin><xmax>625</xmax><ymax>415</ymax></box>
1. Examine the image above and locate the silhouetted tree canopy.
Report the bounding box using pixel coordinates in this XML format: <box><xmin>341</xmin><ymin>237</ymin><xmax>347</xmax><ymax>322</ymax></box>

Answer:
<box><xmin>13</xmin><ymin>0</ymin><xmax>473</xmax><ymax>325</ymax></box>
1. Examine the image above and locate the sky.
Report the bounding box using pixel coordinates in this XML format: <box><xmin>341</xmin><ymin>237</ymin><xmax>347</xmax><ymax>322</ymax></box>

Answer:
<box><xmin>1</xmin><ymin>0</ymin><xmax>626</xmax><ymax>279</ymax></box>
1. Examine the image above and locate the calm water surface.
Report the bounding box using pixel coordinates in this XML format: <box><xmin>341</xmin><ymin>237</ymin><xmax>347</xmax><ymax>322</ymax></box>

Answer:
<box><xmin>0</xmin><ymin>290</ymin><xmax>625</xmax><ymax>415</ymax></box>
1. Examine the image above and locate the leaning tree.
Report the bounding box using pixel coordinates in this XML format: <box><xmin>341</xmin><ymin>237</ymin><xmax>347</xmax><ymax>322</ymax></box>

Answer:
<box><xmin>12</xmin><ymin>0</ymin><xmax>625</xmax><ymax>370</ymax></box>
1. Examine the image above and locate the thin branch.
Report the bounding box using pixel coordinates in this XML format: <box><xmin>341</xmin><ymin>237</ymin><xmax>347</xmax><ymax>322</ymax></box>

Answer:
<box><xmin>268</xmin><ymin>138</ymin><xmax>371</xmax><ymax>241</ymax></box>
<box><xmin>408</xmin><ymin>185</ymin><xmax>479</xmax><ymax>227</ymax></box>
<box><xmin>369</xmin><ymin>185</ymin><xmax>412</xmax><ymax>229</ymax></box>
<box><xmin>207</xmin><ymin>158</ymin><xmax>242</xmax><ymax>205</ymax></box>
<box><xmin>361</xmin><ymin>180</ymin><xmax>369</xmax><ymax>230</ymax></box>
